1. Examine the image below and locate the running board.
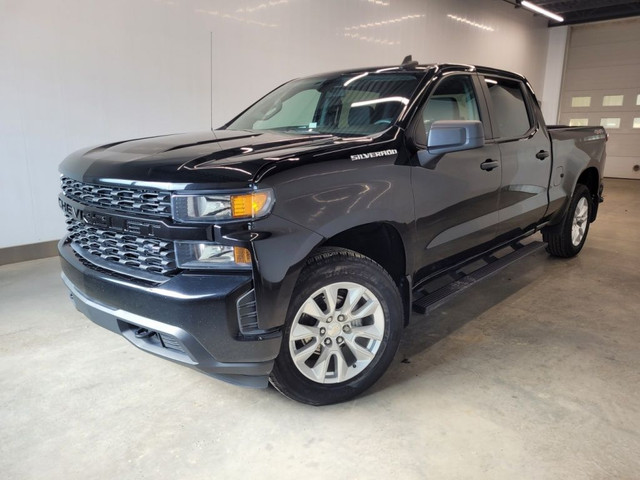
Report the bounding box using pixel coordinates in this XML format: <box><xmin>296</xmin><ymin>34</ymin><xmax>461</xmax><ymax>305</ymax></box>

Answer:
<box><xmin>412</xmin><ymin>240</ymin><xmax>546</xmax><ymax>315</ymax></box>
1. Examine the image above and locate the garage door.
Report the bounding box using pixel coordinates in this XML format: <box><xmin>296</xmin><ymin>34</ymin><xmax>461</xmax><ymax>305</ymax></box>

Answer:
<box><xmin>557</xmin><ymin>17</ymin><xmax>640</xmax><ymax>179</ymax></box>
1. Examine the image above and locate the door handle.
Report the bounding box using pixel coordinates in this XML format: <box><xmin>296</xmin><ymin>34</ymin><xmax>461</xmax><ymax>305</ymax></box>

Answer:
<box><xmin>536</xmin><ymin>150</ymin><xmax>550</xmax><ymax>160</ymax></box>
<box><xmin>480</xmin><ymin>159</ymin><xmax>499</xmax><ymax>171</ymax></box>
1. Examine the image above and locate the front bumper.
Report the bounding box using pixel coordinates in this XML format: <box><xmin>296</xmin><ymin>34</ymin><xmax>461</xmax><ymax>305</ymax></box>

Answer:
<box><xmin>59</xmin><ymin>240</ymin><xmax>282</xmax><ymax>388</ymax></box>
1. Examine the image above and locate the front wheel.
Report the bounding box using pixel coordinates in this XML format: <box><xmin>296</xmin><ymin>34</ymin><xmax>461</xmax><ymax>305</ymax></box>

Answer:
<box><xmin>270</xmin><ymin>247</ymin><xmax>403</xmax><ymax>405</ymax></box>
<box><xmin>544</xmin><ymin>184</ymin><xmax>593</xmax><ymax>258</ymax></box>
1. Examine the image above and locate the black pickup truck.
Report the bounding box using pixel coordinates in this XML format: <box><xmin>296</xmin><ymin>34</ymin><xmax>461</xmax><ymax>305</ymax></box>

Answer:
<box><xmin>58</xmin><ymin>59</ymin><xmax>607</xmax><ymax>405</ymax></box>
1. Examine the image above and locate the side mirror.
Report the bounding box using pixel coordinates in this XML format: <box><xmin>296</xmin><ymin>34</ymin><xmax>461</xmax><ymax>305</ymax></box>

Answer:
<box><xmin>417</xmin><ymin>120</ymin><xmax>485</xmax><ymax>168</ymax></box>
<box><xmin>427</xmin><ymin>120</ymin><xmax>485</xmax><ymax>154</ymax></box>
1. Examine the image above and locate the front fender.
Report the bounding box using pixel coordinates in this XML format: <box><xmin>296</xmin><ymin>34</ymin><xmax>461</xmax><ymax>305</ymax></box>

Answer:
<box><xmin>267</xmin><ymin>156</ymin><xmax>414</xmax><ymax>253</ymax></box>
<box><xmin>250</xmin><ymin>214</ymin><xmax>324</xmax><ymax>331</ymax></box>
<box><xmin>250</xmin><ymin>156</ymin><xmax>415</xmax><ymax>330</ymax></box>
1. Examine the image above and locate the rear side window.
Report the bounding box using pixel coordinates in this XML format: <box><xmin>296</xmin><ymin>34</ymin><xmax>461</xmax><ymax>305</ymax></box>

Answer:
<box><xmin>484</xmin><ymin>77</ymin><xmax>532</xmax><ymax>139</ymax></box>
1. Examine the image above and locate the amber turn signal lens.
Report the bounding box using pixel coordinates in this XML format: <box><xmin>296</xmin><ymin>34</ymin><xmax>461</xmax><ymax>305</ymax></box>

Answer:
<box><xmin>230</xmin><ymin>192</ymin><xmax>270</xmax><ymax>219</ymax></box>
<box><xmin>233</xmin><ymin>246</ymin><xmax>252</xmax><ymax>264</ymax></box>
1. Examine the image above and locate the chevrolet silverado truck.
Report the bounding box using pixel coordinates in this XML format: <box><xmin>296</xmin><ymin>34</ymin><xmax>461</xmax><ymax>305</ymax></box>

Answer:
<box><xmin>58</xmin><ymin>58</ymin><xmax>607</xmax><ymax>405</ymax></box>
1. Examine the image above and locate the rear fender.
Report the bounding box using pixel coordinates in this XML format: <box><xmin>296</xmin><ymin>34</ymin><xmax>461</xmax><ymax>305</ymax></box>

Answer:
<box><xmin>546</xmin><ymin>130</ymin><xmax>606</xmax><ymax>226</ymax></box>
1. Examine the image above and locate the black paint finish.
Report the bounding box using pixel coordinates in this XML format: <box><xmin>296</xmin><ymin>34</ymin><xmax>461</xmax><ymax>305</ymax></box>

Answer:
<box><xmin>58</xmin><ymin>63</ymin><xmax>607</xmax><ymax>385</ymax></box>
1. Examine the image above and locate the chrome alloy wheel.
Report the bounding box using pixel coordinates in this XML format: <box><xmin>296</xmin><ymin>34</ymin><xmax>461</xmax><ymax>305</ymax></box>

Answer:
<box><xmin>571</xmin><ymin>197</ymin><xmax>589</xmax><ymax>246</ymax></box>
<box><xmin>288</xmin><ymin>282</ymin><xmax>385</xmax><ymax>384</ymax></box>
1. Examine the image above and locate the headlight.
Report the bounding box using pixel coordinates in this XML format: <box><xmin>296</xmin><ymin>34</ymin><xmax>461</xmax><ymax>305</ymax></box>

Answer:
<box><xmin>175</xmin><ymin>242</ymin><xmax>252</xmax><ymax>269</ymax></box>
<box><xmin>172</xmin><ymin>189</ymin><xmax>274</xmax><ymax>223</ymax></box>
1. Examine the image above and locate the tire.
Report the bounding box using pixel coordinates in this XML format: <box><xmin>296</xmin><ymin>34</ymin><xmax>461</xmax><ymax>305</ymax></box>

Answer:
<box><xmin>270</xmin><ymin>247</ymin><xmax>403</xmax><ymax>405</ymax></box>
<box><xmin>544</xmin><ymin>184</ymin><xmax>592</xmax><ymax>258</ymax></box>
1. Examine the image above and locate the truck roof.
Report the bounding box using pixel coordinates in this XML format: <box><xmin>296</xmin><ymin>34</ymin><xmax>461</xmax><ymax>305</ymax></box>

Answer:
<box><xmin>306</xmin><ymin>63</ymin><xmax>527</xmax><ymax>83</ymax></box>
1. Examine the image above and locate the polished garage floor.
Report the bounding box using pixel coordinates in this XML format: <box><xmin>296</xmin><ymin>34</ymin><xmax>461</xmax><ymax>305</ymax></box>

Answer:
<box><xmin>1</xmin><ymin>179</ymin><xmax>639</xmax><ymax>479</ymax></box>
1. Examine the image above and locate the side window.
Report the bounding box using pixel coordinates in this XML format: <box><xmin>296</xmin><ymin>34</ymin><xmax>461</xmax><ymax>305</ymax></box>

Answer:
<box><xmin>484</xmin><ymin>77</ymin><xmax>532</xmax><ymax>139</ymax></box>
<box><xmin>422</xmin><ymin>75</ymin><xmax>481</xmax><ymax>134</ymax></box>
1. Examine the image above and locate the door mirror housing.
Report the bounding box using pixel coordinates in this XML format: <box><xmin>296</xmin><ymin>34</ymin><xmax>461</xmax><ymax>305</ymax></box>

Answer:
<box><xmin>416</xmin><ymin>120</ymin><xmax>486</xmax><ymax>168</ymax></box>
<box><xmin>427</xmin><ymin>120</ymin><xmax>485</xmax><ymax>154</ymax></box>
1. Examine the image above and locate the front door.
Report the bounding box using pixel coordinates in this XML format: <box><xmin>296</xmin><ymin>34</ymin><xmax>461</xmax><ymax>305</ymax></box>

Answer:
<box><xmin>412</xmin><ymin>74</ymin><xmax>501</xmax><ymax>277</ymax></box>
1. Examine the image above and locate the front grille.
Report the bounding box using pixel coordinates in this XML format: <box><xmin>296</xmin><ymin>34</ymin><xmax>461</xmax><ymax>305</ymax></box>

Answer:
<box><xmin>61</xmin><ymin>176</ymin><xmax>172</xmax><ymax>217</ymax></box>
<box><xmin>65</xmin><ymin>217</ymin><xmax>178</xmax><ymax>276</ymax></box>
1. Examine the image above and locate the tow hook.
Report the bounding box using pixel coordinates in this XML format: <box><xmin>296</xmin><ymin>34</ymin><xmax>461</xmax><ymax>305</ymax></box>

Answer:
<box><xmin>134</xmin><ymin>327</ymin><xmax>155</xmax><ymax>339</ymax></box>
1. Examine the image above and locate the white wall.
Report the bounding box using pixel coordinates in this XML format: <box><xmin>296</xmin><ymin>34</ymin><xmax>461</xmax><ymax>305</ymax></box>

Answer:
<box><xmin>541</xmin><ymin>26</ymin><xmax>569</xmax><ymax>124</ymax></box>
<box><xmin>0</xmin><ymin>0</ymin><xmax>550</xmax><ymax>249</ymax></box>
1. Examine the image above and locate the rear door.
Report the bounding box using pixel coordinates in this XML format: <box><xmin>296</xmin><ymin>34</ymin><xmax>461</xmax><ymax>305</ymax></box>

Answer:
<box><xmin>412</xmin><ymin>73</ymin><xmax>502</xmax><ymax>275</ymax></box>
<box><xmin>480</xmin><ymin>75</ymin><xmax>552</xmax><ymax>236</ymax></box>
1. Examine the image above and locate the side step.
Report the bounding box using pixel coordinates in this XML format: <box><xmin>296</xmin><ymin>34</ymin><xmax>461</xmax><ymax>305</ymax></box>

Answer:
<box><xmin>412</xmin><ymin>240</ymin><xmax>546</xmax><ymax>315</ymax></box>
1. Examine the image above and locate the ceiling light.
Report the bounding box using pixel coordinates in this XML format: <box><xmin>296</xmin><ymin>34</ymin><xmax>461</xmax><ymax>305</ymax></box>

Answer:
<box><xmin>520</xmin><ymin>1</ymin><xmax>564</xmax><ymax>22</ymax></box>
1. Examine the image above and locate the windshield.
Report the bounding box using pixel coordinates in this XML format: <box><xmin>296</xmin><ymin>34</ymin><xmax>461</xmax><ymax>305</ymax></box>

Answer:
<box><xmin>224</xmin><ymin>71</ymin><xmax>424</xmax><ymax>137</ymax></box>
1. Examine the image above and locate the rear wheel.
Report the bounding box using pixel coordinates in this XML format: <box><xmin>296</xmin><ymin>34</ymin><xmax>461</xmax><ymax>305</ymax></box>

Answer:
<box><xmin>270</xmin><ymin>247</ymin><xmax>403</xmax><ymax>405</ymax></box>
<box><xmin>544</xmin><ymin>184</ymin><xmax>592</xmax><ymax>258</ymax></box>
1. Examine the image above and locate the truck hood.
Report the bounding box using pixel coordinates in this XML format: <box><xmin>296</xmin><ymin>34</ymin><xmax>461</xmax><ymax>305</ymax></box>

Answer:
<box><xmin>59</xmin><ymin>129</ymin><xmax>345</xmax><ymax>189</ymax></box>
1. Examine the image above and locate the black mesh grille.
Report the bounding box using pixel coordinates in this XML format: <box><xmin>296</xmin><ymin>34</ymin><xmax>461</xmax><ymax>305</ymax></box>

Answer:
<box><xmin>65</xmin><ymin>217</ymin><xmax>178</xmax><ymax>276</ymax></box>
<box><xmin>61</xmin><ymin>176</ymin><xmax>172</xmax><ymax>217</ymax></box>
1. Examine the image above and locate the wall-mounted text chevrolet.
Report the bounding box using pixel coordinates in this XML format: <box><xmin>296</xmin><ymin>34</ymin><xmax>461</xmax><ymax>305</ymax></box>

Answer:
<box><xmin>59</xmin><ymin>59</ymin><xmax>606</xmax><ymax>405</ymax></box>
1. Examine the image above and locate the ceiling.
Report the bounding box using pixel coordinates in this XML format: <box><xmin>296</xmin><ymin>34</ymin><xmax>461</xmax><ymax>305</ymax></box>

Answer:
<box><xmin>511</xmin><ymin>0</ymin><xmax>640</xmax><ymax>26</ymax></box>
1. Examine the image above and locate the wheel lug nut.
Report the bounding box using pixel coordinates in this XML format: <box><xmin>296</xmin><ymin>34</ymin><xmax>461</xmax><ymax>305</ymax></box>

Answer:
<box><xmin>320</xmin><ymin>327</ymin><xmax>326</xmax><ymax>335</ymax></box>
<box><xmin>337</xmin><ymin>336</ymin><xmax>344</xmax><ymax>345</ymax></box>
<box><xmin>343</xmin><ymin>325</ymin><xmax>351</xmax><ymax>333</ymax></box>
<box><xmin>327</xmin><ymin>317</ymin><xmax>333</xmax><ymax>323</ymax></box>
<box><xmin>324</xmin><ymin>338</ymin><xmax>332</xmax><ymax>346</ymax></box>
<box><xmin>338</xmin><ymin>315</ymin><xmax>345</xmax><ymax>322</ymax></box>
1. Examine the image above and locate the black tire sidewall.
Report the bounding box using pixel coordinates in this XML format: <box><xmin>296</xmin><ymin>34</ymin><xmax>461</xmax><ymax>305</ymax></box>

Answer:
<box><xmin>271</xmin><ymin>249</ymin><xmax>403</xmax><ymax>405</ymax></box>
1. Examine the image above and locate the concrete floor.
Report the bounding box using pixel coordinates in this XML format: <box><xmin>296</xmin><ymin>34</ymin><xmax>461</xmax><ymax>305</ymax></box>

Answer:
<box><xmin>1</xmin><ymin>179</ymin><xmax>639</xmax><ymax>479</ymax></box>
